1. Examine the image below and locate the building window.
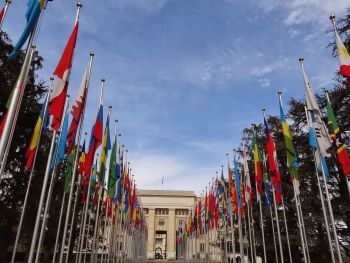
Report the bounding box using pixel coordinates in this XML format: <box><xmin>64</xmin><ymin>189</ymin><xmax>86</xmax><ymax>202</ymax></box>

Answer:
<box><xmin>179</xmin><ymin>220</ymin><xmax>184</xmax><ymax>225</ymax></box>
<box><xmin>156</xmin><ymin>238</ymin><xmax>162</xmax><ymax>244</ymax></box>
<box><xmin>143</xmin><ymin>208</ymin><xmax>149</xmax><ymax>215</ymax></box>
<box><xmin>159</xmin><ymin>219</ymin><xmax>165</xmax><ymax>226</ymax></box>
<box><xmin>176</xmin><ymin>209</ymin><xmax>189</xmax><ymax>216</ymax></box>
<box><xmin>155</xmin><ymin>208</ymin><xmax>168</xmax><ymax>215</ymax></box>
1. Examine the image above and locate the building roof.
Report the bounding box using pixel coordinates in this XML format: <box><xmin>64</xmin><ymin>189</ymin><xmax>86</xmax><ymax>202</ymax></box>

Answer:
<box><xmin>137</xmin><ymin>189</ymin><xmax>196</xmax><ymax>198</ymax></box>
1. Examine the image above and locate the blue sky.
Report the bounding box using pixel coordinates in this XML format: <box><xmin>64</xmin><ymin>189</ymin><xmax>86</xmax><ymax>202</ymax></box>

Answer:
<box><xmin>3</xmin><ymin>0</ymin><xmax>349</xmax><ymax>194</ymax></box>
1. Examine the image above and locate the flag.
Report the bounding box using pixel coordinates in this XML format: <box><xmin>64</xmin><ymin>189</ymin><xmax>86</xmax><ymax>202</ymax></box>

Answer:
<box><xmin>99</xmin><ymin>110</ymin><xmax>111</xmax><ymax>185</ymax></box>
<box><xmin>253</xmin><ymin>133</ymin><xmax>263</xmax><ymax>194</ymax></box>
<box><xmin>25</xmin><ymin>94</ymin><xmax>48</xmax><ymax>169</ymax></box>
<box><xmin>66</xmin><ymin>65</ymin><xmax>89</xmax><ymax>152</ymax></box>
<box><xmin>107</xmin><ymin>135</ymin><xmax>118</xmax><ymax>198</ymax></box>
<box><xmin>58</xmin><ymin>111</ymin><xmax>69</xmax><ymax>164</ymax></box>
<box><xmin>333</xmin><ymin>23</ymin><xmax>350</xmax><ymax>78</ymax></box>
<box><xmin>49</xmin><ymin>22</ymin><xmax>79</xmax><ymax>130</ymax></box>
<box><xmin>242</xmin><ymin>144</ymin><xmax>252</xmax><ymax>203</ymax></box>
<box><xmin>8</xmin><ymin>0</ymin><xmax>45</xmax><ymax>60</ymax></box>
<box><xmin>64</xmin><ymin>147</ymin><xmax>75</xmax><ymax>193</ymax></box>
<box><xmin>302</xmin><ymin>62</ymin><xmax>332</xmax><ymax>155</ymax></box>
<box><xmin>84</xmin><ymin>101</ymin><xmax>103</xmax><ymax>184</ymax></box>
<box><xmin>78</xmin><ymin>140</ymin><xmax>86</xmax><ymax>185</ymax></box>
<box><xmin>326</xmin><ymin>98</ymin><xmax>350</xmax><ymax>177</ymax></box>
<box><xmin>233</xmin><ymin>157</ymin><xmax>242</xmax><ymax>209</ymax></box>
<box><xmin>279</xmin><ymin>98</ymin><xmax>299</xmax><ymax>180</ymax></box>
<box><xmin>264</xmin><ymin>117</ymin><xmax>282</xmax><ymax>204</ymax></box>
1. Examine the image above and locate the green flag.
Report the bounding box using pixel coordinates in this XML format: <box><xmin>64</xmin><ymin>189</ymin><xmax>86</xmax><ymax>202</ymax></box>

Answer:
<box><xmin>107</xmin><ymin>137</ymin><xmax>117</xmax><ymax>197</ymax></box>
<box><xmin>64</xmin><ymin>149</ymin><xmax>75</xmax><ymax>193</ymax></box>
<box><xmin>326</xmin><ymin>99</ymin><xmax>339</xmax><ymax>140</ymax></box>
<box><xmin>279</xmin><ymin>97</ymin><xmax>299</xmax><ymax>179</ymax></box>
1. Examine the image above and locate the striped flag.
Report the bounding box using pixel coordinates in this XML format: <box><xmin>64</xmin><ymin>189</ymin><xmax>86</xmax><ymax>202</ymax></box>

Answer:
<box><xmin>49</xmin><ymin>22</ymin><xmax>79</xmax><ymax>130</ymax></box>
<box><xmin>333</xmin><ymin>21</ymin><xmax>350</xmax><ymax>78</ymax></box>
<box><xmin>264</xmin><ymin>117</ymin><xmax>282</xmax><ymax>204</ymax></box>
<box><xmin>253</xmin><ymin>133</ymin><xmax>263</xmax><ymax>194</ymax></box>
<box><xmin>107</xmin><ymin>135</ymin><xmax>117</xmax><ymax>198</ymax></box>
<box><xmin>66</xmin><ymin>65</ymin><xmax>89</xmax><ymax>152</ymax></box>
<box><xmin>8</xmin><ymin>0</ymin><xmax>45</xmax><ymax>60</ymax></box>
<box><xmin>99</xmin><ymin>109</ymin><xmax>111</xmax><ymax>185</ymax></box>
<box><xmin>25</xmin><ymin>94</ymin><xmax>48</xmax><ymax>169</ymax></box>
<box><xmin>279</xmin><ymin>97</ymin><xmax>299</xmax><ymax>180</ymax></box>
<box><xmin>326</xmin><ymin>98</ymin><xmax>350</xmax><ymax>177</ymax></box>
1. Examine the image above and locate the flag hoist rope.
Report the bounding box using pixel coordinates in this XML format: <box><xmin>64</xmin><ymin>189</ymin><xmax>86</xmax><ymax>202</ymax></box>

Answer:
<box><xmin>10</xmin><ymin>84</ymin><xmax>52</xmax><ymax>263</ymax></box>
<box><xmin>58</xmin><ymin>51</ymin><xmax>94</xmax><ymax>263</ymax></box>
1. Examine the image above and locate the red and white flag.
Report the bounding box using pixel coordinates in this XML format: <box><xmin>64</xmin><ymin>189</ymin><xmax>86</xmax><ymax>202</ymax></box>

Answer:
<box><xmin>66</xmin><ymin>64</ymin><xmax>88</xmax><ymax>152</ymax></box>
<box><xmin>49</xmin><ymin>22</ymin><xmax>79</xmax><ymax>130</ymax></box>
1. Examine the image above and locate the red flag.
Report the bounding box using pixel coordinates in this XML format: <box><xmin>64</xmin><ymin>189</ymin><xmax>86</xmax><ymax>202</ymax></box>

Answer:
<box><xmin>49</xmin><ymin>22</ymin><xmax>79</xmax><ymax>130</ymax></box>
<box><xmin>337</xmin><ymin>145</ymin><xmax>350</xmax><ymax>177</ymax></box>
<box><xmin>66</xmin><ymin>66</ymin><xmax>88</xmax><ymax>152</ymax></box>
<box><xmin>264</xmin><ymin>118</ymin><xmax>282</xmax><ymax>204</ymax></box>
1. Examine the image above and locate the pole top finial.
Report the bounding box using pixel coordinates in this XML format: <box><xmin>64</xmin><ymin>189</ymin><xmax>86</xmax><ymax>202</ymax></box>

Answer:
<box><xmin>329</xmin><ymin>14</ymin><xmax>336</xmax><ymax>20</ymax></box>
<box><xmin>67</xmin><ymin>94</ymin><xmax>70</xmax><ymax>98</ymax></box>
<box><xmin>115</xmin><ymin>119</ymin><xmax>118</xmax><ymax>123</ymax></box>
<box><xmin>89</xmin><ymin>52</ymin><xmax>94</xmax><ymax>57</ymax></box>
<box><xmin>226</xmin><ymin>153</ymin><xmax>229</xmax><ymax>156</ymax></box>
<box><xmin>299</xmin><ymin>57</ymin><xmax>304</xmax><ymax>63</ymax></box>
<box><xmin>77</xmin><ymin>2</ymin><xmax>83</xmax><ymax>8</ymax></box>
<box><xmin>101</xmin><ymin>78</ymin><xmax>105</xmax><ymax>82</ymax></box>
<box><xmin>31</xmin><ymin>44</ymin><xmax>36</xmax><ymax>49</ymax></box>
<box><xmin>6</xmin><ymin>0</ymin><xmax>12</xmax><ymax>4</ymax></box>
<box><xmin>50</xmin><ymin>77</ymin><xmax>54</xmax><ymax>81</ymax></box>
<box><xmin>84</xmin><ymin>132</ymin><xmax>88</xmax><ymax>135</ymax></box>
<box><xmin>118</xmin><ymin>133</ymin><xmax>121</xmax><ymax>137</ymax></box>
<box><xmin>122</xmin><ymin>144</ymin><xmax>125</xmax><ymax>148</ymax></box>
<box><xmin>278</xmin><ymin>91</ymin><xmax>282</xmax><ymax>95</ymax></box>
<box><xmin>262</xmin><ymin>108</ymin><xmax>266</xmax><ymax>112</ymax></box>
<box><xmin>109</xmin><ymin>105</ymin><xmax>112</xmax><ymax>109</ymax></box>
<box><xmin>126</xmin><ymin>149</ymin><xmax>128</xmax><ymax>152</ymax></box>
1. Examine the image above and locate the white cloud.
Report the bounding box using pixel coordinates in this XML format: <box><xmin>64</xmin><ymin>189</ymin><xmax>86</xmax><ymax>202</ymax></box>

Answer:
<box><xmin>110</xmin><ymin>0</ymin><xmax>170</xmax><ymax>13</ymax></box>
<box><xmin>253</xmin><ymin>0</ymin><xmax>348</xmax><ymax>26</ymax></box>
<box><xmin>258</xmin><ymin>78</ymin><xmax>271</xmax><ymax>88</ymax></box>
<box><xmin>251</xmin><ymin>57</ymin><xmax>289</xmax><ymax>77</ymax></box>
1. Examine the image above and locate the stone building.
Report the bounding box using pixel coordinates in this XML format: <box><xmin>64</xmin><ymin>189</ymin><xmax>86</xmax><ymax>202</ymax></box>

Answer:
<box><xmin>138</xmin><ymin>190</ymin><xmax>196</xmax><ymax>260</ymax></box>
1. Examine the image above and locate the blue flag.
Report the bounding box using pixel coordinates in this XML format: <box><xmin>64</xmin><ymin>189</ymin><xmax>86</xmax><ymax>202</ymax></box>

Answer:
<box><xmin>58</xmin><ymin>113</ymin><xmax>69</xmax><ymax>164</ymax></box>
<box><xmin>234</xmin><ymin>158</ymin><xmax>242</xmax><ymax>208</ymax></box>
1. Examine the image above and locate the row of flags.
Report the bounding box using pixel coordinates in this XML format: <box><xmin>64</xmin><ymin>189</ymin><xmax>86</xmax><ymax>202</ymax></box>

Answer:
<box><xmin>0</xmin><ymin>2</ymin><xmax>148</xmax><ymax>261</ymax></box>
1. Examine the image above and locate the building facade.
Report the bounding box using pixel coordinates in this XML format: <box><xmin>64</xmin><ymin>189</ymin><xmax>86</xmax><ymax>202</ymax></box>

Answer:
<box><xmin>138</xmin><ymin>190</ymin><xmax>196</xmax><ymax>260</ymax></box>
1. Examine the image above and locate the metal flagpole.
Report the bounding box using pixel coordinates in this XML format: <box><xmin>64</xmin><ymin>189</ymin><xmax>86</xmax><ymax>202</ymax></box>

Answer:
<box><xmin>272</xmin><ymin>187</ymin><xmax>284</xmax><ymax>263</ymax></box>
<box><xmin>297</xmin><ymin>192</ymin><xmax>311</xmax><ymax>263</ymax></box>
<box><xmin>257</xmin><ymin>190</ymin><xmax>266</xmax><ymax>263</ymax></box>
<box><xmin>78</xmin><ymin>176</ymin><xmax>92</xmax><ymax>263</ymax></box>
<box><xmin>0</xmin><ymin>44</ymin><xmax>36</xmax><ymax>179</ymax></box>
<box><xmin>247</xmin><ymin>201</ymin><xmax>253</xmax><ymax>263</ymax></box>
<box><xmin>27</xmin><ymin>94</ymin><xmax>69</xmax><ymax>262</ymax></box>
<box><xmin>230</xmin><ymin>210</ymin><xmax>235</xmax><ymax>262</ymax></box>
<box><xmin>320</xmin><ymin>159</ymin><xmax>343</xmax><ymax>263</ymax></box>
<box><xmin>0</xmin><ymin>0</ymin><xmax>49</xmax><ymax>178</ymax></box>
<box><xmin>90</xmin><ymin>99</ymin><xmax>109</xmax><ymax>263</ymax></box>
<box><xmin>270</xmin><ymin>207</ymin><xmax>279</xmax><ymax>263</ymax></box>
<box><xmin>83</xmin><ymin>204</ymin><xmax>93</xmax><ymax>263</ymax></box>
<box><xmin>59</xmin><ymin>51</ymin><xmax>94</xmax><ymax>263</ymax></box>
<box><xmin>281</xmin><ymin>196</ymin><xmax>292</xmax><ymax>263</ymax></box>
<box><xmin>10</xmin><ymin>86</ymin><xmax>51</xmax><ymax>263</ymax></box>
<box><xmin>293</xmin><ymin>179</ymin><xmax>307</xmax><ymax>263</ymax></box>
<box><xmin>304</xmin><ymin>105</ymin><xmax>336</xmax><ymax>263</ymax></box>
<box><xmin>0</xmin><ymin>0</ymin><xmax>11</xmax><ymax>30</ymax></box>
<box><xmin>35</xmin><ymin>96</ymin><xmax>70</xmax><ymax>263</ymax></box>
<box><xmin>238</xmin><ymin>205</ymin><xmax>244</xmax><ymax>262</ymax></box>
<box><xmin>52</xmin><ymin>191</ymin><xmax>67</xmax><ymax>262</ymax></box>
<box><xmin>75</xmin><ymin>195</ymin><xmax>87</xmax><ymax>263</ymax></box>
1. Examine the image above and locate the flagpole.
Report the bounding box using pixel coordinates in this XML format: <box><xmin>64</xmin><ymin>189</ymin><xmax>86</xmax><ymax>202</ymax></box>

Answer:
<box><xmin>297</xmin><ymin>188</ymin><xmax>311</xmax><ymax>263</ymax></box>
<box><xmin>52</xmin><ymin>190</ymin><xmax>67</xmax><ymax>262</ymax></box>
<box><xmin>292</xmin><ymin>179</ymin><xmax>308</xmax><ymax>263</ymax></box>
<box><xmin>270</xmin><ymin>206</ymin><xmax>279</xmax><ymax>263</ymax></box>
<box><xmin>90</xmin><ymin>83</ymin><xmax>108</xmax><ymax>263</ymax></box>
<box><xmin>59</xmin><ymin>51</ymin><xmax>94</xmax><ymax>263</ymax></box>
<box><xmin>0</xmin><ymin>44</ymin><xmax>36</xmax><ymax>178</ymax></box>
<box><xmin>10</xmin><ymin>86</ymin><xmax>52</xmax><ymax>263</ymax></box>
<box><xmin>0</xmin><ymin>0</ymin><xmax>11</xmax><ymax>30</ymax></box>
<box><xmin>0</xmin><ymin>0</ymin><xmax>49</xmax><ymax>177</ymax></box>
<box><xmin>27</xmin><ymin>94</ymin><xmax>68</xmax><ymax>262</ymax></box>
<box><xmin>257</xmin><ymin>189</ymin><xmax>266</xmax><ymax>263</ymax></box>
<box><xmin>302</xmin><ymin>89</ymin><xmax>337</xmax><ymax>263</ymax></box>
<box><xmin>78</xmin><ymin>171</ymin><xmax>93</xmax><ymax>263</ymax></box>
<box><xmin>278</xmin><ymin>91</ymin><xmax>306</xmax><ymax>263</ymax></box>
<box><xmin>281</xmin><ymin>196</ymin><xmax>292</xmax><ymax>263</ymax></box>
<box><xmin>35</xmin><ymin>95</ymin><xmax>70</xmax><ymax>263</ymax></box>
<box><xmin>75</xmin><ymin>192</ymin><xmax>87</xmax><ymax>263</ymax></box>
<box><xmin>83</xmin><ymin>202</ymin><xmax>93</xmax><ymax>263</ymax></box>
<box><xmin>262</xmin><ymin>108</ymin><xmax>284</xmax><ymax>263</ymax></box>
